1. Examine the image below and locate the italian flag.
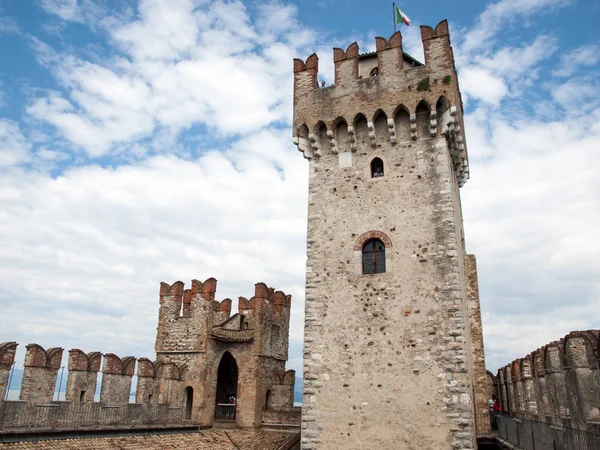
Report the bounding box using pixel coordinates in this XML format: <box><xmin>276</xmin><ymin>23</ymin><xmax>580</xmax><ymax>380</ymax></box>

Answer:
<box><xmin>395</xmin><ymin>5</ymin><xmax>411</xmax><ymax>26</ymax></box>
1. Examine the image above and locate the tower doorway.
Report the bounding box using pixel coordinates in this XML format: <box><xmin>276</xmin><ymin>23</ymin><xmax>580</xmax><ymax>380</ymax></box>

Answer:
<box><xmin>215</xmin><ymin>352</ymin><xmax>238</xmax><ymax>421</ymax></box>
<box><xmin>184</xmin><ymin>386</ymin><xmax>193</xmax><ymax>420</ymax></box>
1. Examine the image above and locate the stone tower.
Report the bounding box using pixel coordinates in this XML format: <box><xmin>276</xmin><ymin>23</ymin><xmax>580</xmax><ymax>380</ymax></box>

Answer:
<box><xmin>293</xmin><ymin>21</ymin><xmax>487</xmax><ymax>449</ymax></box>
<box><xmin>154</xmin><ymin>278</ymin><xmax>296</xmax><ymax>428</ymax></box>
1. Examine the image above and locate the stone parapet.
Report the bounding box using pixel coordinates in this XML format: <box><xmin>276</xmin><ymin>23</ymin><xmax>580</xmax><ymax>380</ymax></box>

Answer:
<box><xmin>495</xmin><ymin>330</ymin><xmax>600</xmax><ymax>431</ymax></box>
<box><xmin>0</xmin><ymin>401</ymin><xmax>186</xmax><ymax>432</ymax></box>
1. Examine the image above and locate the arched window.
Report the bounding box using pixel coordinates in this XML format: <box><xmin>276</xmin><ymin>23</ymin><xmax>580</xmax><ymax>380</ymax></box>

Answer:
<box><xmin>362</xmin><ymin>239</ymin><xmax>386</xmax><ymax>274</ymax></box>
<box><xmin>184</xmin><ymin>386</ymin><xmax>193</xmax><ymax>420</ymax></box>
<box><xmin>371</xmin><ymin>157</ymin><xmax>384</xmax><ymax>178</ymax></box>
<box><xmin>370</xmin><ymin>67</ymin><xmax>379</xmax><ymax>77</ymax></box>
<box><xmin>265</xmin><ymin>389</ymin><xmax>272</xmax><ymax>410</ymax></box>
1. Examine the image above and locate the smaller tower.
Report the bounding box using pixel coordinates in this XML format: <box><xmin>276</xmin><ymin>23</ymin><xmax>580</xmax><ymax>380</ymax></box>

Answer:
<box><xmin>154</xmin><ymin>278</ymin><xmax>296</xmax><ymax>428</ymax></box>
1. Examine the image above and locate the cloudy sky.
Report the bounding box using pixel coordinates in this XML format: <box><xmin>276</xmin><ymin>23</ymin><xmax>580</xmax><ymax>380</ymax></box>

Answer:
<box><xmin>0</xmin><ymin>0</ymin><xmax>598</xmax><ymax>392</ymax></box>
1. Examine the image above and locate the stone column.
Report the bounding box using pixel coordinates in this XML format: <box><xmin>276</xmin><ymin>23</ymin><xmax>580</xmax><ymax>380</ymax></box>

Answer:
<box><xmin>521</xmin><ymin>357</ymin><xmax>538</xmax><ymax>419</ymax></box>
<box><xmin>532</xmin><ymin>349</ymin><xmax>551</xmax><ymax>422</ymax></box>
<box><xmin>511</xmin><ymin>360</ymin><xmax>525</xmax><ymax>418</ymax></box>
<box><xmin>65</xmin><ymin>349</ymin><xmax>101</xmax><ymax>402</ymax></box>
<box><xmin>506</xmin><ymin>365</ymin><xmax>516</xmax><ymax>416</ymax></box>
<box><xmin>99</xmin><ymin>354</ymin><xmax>135</xmax><ymax>404</ymax></box>
<box><xmin>564</xmin><ymin>335</ymin><xmax>600</xmax><ymax>429</ymax></box>
<box><xmin>545</xmin><ymin>343</ymin><xmax>570</xmax><ymax>425</ymax></box>
<box><xmin>20</xmin><ymin>344</ymin><xmax>63</xmax><ymax>403</ymax></box>
<box><xmin>0</xmin><ymin>342</ymin><xmax>18</xmax><ymax>400</ymax></box>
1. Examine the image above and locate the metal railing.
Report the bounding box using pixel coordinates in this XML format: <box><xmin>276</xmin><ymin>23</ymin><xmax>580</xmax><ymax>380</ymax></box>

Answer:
<box><xmin>214</xmin><ymin>403</ymin><xmax>236</xmax><ymax>421</ymax></box>
<box><xmin>497</xmin><ymin>415</ymin><xmax>600</xmax><ymax>450</ymax></box>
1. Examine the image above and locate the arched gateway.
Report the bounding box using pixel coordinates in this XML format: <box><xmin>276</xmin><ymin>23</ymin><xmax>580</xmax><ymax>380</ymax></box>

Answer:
<box><xmin>215</xmin><ymin>352</ymin><xmax>238</xmax><ymax>421</ymax></box>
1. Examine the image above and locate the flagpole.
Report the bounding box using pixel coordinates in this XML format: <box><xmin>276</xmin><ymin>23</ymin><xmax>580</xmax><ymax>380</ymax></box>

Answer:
<box><xmin>392</xmin><ymin>2</ymin><xmax>396</xmax><ymax>32</ymax></box>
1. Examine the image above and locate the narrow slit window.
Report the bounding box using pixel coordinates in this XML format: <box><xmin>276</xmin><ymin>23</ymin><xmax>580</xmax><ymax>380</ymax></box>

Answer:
<box><xmin>362</xmin><ymin>238</ymin><xmax>386</xmax><ymax>274</ymax></box>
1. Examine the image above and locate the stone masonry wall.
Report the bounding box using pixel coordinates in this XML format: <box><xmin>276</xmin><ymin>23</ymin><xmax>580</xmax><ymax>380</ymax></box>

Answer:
<box><xmin>465</xmin><ymin>255</ymin><xmax>490</xmax><ymax>435</ymax></box>
<box><xmin>0</xmin><ymin>401</ymin><xmax>185</xmax><ymax>431</ymax></box>
<box><xmin>19</xmin><ymin>345</ymin><xmax>63</xmax><ymax>403</ymax></box>
<box><xmin>65</xmin><ymin>349</ymin><xmax>101</xmax><ymax>403</ymax></box>
<box><xmin>294</xmin><ymin>21</ymin><xmax>480</xmax><ymax>450</ymax></box>
<box><xmin>99</xmin><ymin>354</ymin><xmax>135</xmax><ymax>405</ymax></box>
<box><xmin>496</xmin><ymin>330</ymin><xmax>600</xmax><ymax>434</ymax></box>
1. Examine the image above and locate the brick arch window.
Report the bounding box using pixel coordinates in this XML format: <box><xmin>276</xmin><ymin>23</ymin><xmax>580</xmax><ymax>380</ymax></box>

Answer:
<box><xmin>362</xmin><ymin>239</ymin><xmax>386</xmax><ymax>274</ymax></box>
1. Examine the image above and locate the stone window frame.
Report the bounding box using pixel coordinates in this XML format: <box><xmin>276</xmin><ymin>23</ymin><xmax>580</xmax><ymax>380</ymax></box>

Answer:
<box><xmin>352</xmin><ymin>230</ymin><xmax>393</xmax><ymax>275</ymax></box>
<box><xmin>366</xmin><ymin>155</ymin><xmax>388</xmax><ymax>182</ymax></box>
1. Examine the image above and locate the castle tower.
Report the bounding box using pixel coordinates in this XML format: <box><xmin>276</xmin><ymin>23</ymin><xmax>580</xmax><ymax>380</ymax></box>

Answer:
<box><xmin>293</xmin><ymin>21</ymin><xmax>487</xmax><ymax>449</ymax></box>
<box><xmin>154</xmin><ymin>278</ymin><xmax>296</xmax><ymax>428</ymax></box>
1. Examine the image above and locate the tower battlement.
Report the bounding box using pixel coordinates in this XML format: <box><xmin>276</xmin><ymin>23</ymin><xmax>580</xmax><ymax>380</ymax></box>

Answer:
<box><xmin>293</xmin><ymin>20</ymin><xmax>469</xmax><ymax>186</ymax></box>
<box><xmin>156</xmin><ymin>278</ymin><xmax>292</xmax><ymax>360</ymax></box>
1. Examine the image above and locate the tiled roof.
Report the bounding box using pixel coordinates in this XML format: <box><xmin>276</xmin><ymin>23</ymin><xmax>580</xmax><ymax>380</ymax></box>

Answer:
<box><xmin>1</xmin><ymin>429</ymin><xmax>300</xmax><ymax>450</ymax></box>
<box><xmin>211</xmin><ymin>328</ymin><xmax>254</xmax><ymax>342</ymax></box>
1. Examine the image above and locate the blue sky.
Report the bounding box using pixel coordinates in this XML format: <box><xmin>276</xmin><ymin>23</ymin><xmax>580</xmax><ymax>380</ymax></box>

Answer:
<box><xmin>1</xmin><ymin>0</ymin><xmax>599</xmax><ymax>394</ymax></box>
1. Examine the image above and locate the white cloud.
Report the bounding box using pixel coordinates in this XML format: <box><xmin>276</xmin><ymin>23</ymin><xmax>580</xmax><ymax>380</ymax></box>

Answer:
<box><xmin>460</xmin><ymin>67</ymin><xmax>508</xmax><ymax>106</ymax></box>
<box><xmin>0</xmin><ymin>119</ymin><xmax>31</xmax><ymax>167</ymax></box>
<box><xmin>0</xmin><ymin>15</ymin><xmax>20</xmax><ymax>34</ymax></box>
<box><xmin>549</xmin><ymin>75</ymin><xmax>600</xmax><ymax>112</ymax></box>
<box><xmin>40</xmin><ymin>0</ymin><xmax>82</xmax><ymax>22</ymax></box>
<box><xmin>27</xmin><ymin>0</ymin><xmax>314</xmax><ymax>157</ymax></box>
<box><xmin>463</xmin><ymin>106</ymin><xmax>600</xmax><ymax>371</ymax></box>
<box><xmin>462</xmin><ymin>0</ymin><xmax>573</xmax><ymax>53</ymax></box>
<box><xmin>553</xmin><ymin>44</ymin><xmax>600</xmax><ymax>77</ymax></box>
<box><xmin>475</xmin><ymin>35</ymin><xmax>557</xmax><ymax>80</ymax></box>
<box><xmin>0</xmin><ymin>128</ymin><xmax>308</xmax><ymax>373</ymax></box>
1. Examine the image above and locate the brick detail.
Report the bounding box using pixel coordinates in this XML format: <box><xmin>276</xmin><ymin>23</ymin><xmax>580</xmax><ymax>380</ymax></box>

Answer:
<box><xmin>353</xmin><ymin>230</ymin><xmax>393</xmax><ymax>251</ymax></box>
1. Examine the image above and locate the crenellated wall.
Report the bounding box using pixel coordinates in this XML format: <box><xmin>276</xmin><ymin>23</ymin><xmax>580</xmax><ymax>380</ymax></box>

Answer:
<box><xmin>0</xmin><ymin>276</ymin><xmax>297</xmax><ymax>434</ymax></box>
<box><xmin>495</xmin><ymin>330</ymin><xmax>600</xmax><ymax>433</ymax></box>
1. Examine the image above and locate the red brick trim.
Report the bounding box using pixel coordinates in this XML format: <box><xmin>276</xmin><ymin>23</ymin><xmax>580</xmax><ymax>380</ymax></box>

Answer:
<box><xmin>354</xmin><ymin>230</ymin><xmax>392</xmax><ymax>251</ymax></box>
